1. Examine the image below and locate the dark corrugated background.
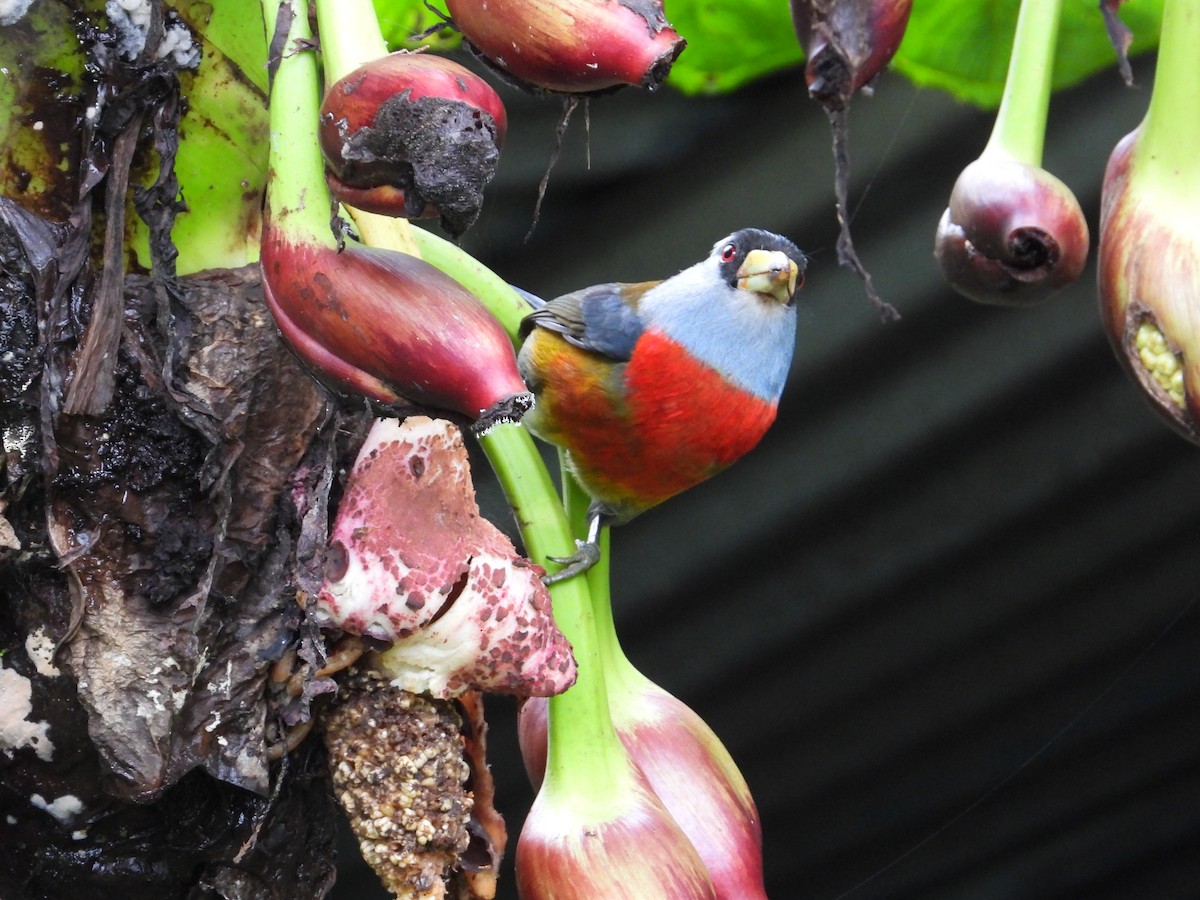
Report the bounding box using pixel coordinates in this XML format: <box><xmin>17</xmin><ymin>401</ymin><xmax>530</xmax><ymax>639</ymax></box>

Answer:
<box><xmin>331</xmin><ymin>47</ymin><xmax>1200</xmax><ymax>900</ymax></box>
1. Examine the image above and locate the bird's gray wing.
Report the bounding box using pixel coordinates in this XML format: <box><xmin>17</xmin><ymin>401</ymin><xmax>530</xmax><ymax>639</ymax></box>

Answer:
<box><xmin>519</xmin><ymin>281</ymin><xmax>656</xmax><ymax>361</ymax></box>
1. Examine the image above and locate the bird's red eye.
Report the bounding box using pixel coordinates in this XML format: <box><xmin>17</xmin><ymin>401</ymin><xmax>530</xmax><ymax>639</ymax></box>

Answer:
<box><xmin>720</xmin><ymin>243</ymin><xmax>737</xmax><ymax>262</ymax></box>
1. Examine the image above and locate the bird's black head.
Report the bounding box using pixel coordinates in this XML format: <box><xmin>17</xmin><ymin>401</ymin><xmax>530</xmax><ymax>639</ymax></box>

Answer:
<box><xmin>713</xmin><ymin>228</ymin><xmax>807</xmax><ymax>289</ymax></box>
<box><xmin>712</xmin><ymin>228</ymin><xmax>807</xmax><ymax>305</ymax></box>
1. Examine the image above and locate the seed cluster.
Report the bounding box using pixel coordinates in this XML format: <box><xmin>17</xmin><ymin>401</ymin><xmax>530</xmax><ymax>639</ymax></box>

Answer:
<box><xmin>323</xmin><ymin>669</ymin><xmax>472</xmax><ymax>899</ymax></box>
<box><xmin>1135</xmin><ymin>319</ymin><xmax>1186</xmax><ymax>407</ymax></box>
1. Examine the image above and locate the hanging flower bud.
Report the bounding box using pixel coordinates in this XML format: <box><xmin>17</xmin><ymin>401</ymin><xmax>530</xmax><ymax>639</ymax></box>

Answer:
<box><xmin>934</xmin><ymin>0</ymin><xmax>1089</xmax><ymax>307</ymax></box>
<box><xmin>790</xmin><ymin>0</ymin><xmax>912</xmax><ymax>109</ymax></box>
<box><xmin>519</xmin><ymin>673</ymin><xmax>765</xmax><ymax>899</ymax></box>
<box><xmin>315</xmin><ymin>416</ymin><xmax>577</xmax><ymax>698</ymax></box>
<box><xmin>935</xmin><ymin>155</ymin><xmax>1090</xmax><ymax>306</ymax></box>
<box><xmin>516</xmin><ymin>764</ymin><xmax>718</xmax><ymax>899</ymax></box>
<box><xmin>1099</xmin><ymin>135</ymin><xmax>1200</xmax><ymax>443</ymax></box>
<box><xmin>319</xmin><ymin>52</ymin><xmax>507</xmax><ymax>237</ymax></box>
<box><xmin>260</xmin><ymin>221</ymin><xmax>531</xmax><ymax>424</ymax></box>
<box><xmin>444</xmin><ymin>0</ymin><xmax>686</xmax><ymax>95</ymax></box>
<box><xmin>1097</xmin><ymin>0</ymin><xmax>1200</xmax><ymax>443</ymax></box>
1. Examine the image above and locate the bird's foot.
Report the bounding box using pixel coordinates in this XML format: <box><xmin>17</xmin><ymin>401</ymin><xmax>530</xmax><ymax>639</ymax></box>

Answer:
<box><xmin>542</xmin><ymin>539</ymin><xmax>601</xmax><ymax>585</ymax></box>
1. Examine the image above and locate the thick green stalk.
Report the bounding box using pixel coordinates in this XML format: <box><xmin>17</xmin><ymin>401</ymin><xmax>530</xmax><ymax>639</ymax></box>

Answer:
<box><xmin>510</xmin><ymin>455</ymin><xmax>634</xmax><ymax>816</ymax></box>
<box><xmin>314</xmin><ymin>0</ymin><xmax>388</xmax><ymax>82</ymax></box>
<box><xmin>1133</xmin><ymin>0</ymin><xmax>1200</xmax><ymax>198</ymax></box>
<box><xmin>260</xmin><ymin>0</ymin><xmax>333</xmax><ymax>246</ymax></box>
<box><xmin>476</xmin><ymin>424</ymin><xmax>576</xmax><ymax>567</ymax></box>
<box><xmin>984</xmin><ymin>0</ymin><xmax>1062</xmax><ymax>166</ymax></box>
<box><xmin>480</xmin><ymin>429</ymin><xmax>633</xmax><ymax>814</ymax></box>
<box><xmin>413</xmin><ymin>227</ymin><xmax>533</xmax><ymax>344</ymax></box>
<box><xmin>569</xmin><ymin>472</ymin><xmax>625</xmax><ymax>676</ymax></box>
<box><xmin>574</xmin><ymin>475</ymin><xmax>654</xmax><ymax>701</ymax></box>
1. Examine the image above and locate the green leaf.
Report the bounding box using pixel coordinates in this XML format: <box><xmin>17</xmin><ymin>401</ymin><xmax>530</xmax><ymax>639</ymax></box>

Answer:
<box><xmin>133</xmin><ymin>0</ymin><xmax>271</xmax><ymax>273</ymax></box>
<box><xmin>665</xmin><ymin>0</ymin><xmax>802</xmax><ymax>96</ymax></box>
<box><xmin>374</xmin><ymin>0</ymin><xmax>462</xmax><ymax>51</ymax></box>
<box><xmin>661</xmin><ymin>0</ymin><xmax>1161</xmax><ymax>104</ymax></box>
<box><xmin>892</xmin><ymin>0</ymin><xmax>1164</xmax><ymax>109</ymax></box>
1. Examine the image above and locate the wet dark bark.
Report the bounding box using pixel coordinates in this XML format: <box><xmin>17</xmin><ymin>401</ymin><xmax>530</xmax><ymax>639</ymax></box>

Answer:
<box><xmin>0</xmin><ymin>195</ymin><xmax>364</xmax><ymax>894</ymax></box>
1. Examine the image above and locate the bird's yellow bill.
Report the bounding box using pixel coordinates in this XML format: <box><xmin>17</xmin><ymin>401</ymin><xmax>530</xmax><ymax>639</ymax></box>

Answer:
<box><xmin>737</xmin><ymin>249</ymin><xmax>799</xmax><ymax>304</ymax></box>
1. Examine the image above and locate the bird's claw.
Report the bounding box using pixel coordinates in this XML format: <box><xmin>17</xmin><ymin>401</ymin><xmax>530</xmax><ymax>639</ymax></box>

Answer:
<box><xmin>542</xmin><ymin>539</ymin><xmax>601</xmax><ymax>585</ymax></box>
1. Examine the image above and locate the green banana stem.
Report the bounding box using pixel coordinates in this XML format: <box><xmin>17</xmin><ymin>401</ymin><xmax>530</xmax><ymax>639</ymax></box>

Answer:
<box><xmin>314</xmin><ymin>0</ymin><xmax>389</xmax><ymax>82</ymax></box>
<box><xmin>478</xmin><ymin>428</ymin><xmax>632</xmax><ymax>818</ymax></box>
<box><xmin>1133</xmin><ymin>0</ymin><xmax>1200</xmax><ymax>198</ymax></box>
<box><xmin>413</xmin><ymin>227</ymin><xmax>532</xmax><ymax>344</ymax></box>
<box><xmin>516</xmin><ymin>458</ymin><xmax>637</xmax><ymax>817</ymax></box>
<box><xmin>260</xmin><ymin>0</ymin><xmax>334</xmax><ymax>248</ymax></box>
<box><xmin>574</xmin><ymin>473</ymin><xmax>650</xmax><ymax>699</ymax></box>
<box><xmin>984</xmin><ymin>0</ymin><xmax>1062</xmax><ymax>166</ymax></box>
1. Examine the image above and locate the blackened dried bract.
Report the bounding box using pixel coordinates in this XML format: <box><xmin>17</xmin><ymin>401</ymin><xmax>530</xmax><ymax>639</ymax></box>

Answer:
<box><xmin>1</xmin><ymin>7</ymin><xmax>357</xmax><ymax>898</ymax></box>
<box><xmin>65</xmin><ymin>11</ymin><xmax>195</xmax><ymax>416</ymax></box>
<box><xmin>1</xmin><ymin>746</ymin><xmax>338</xmax><ymax>900</ymax></box>
<box><xmin>329</xmin><ymin>92</ymin><xmax>500</xmax><ymax>237</ymax></box>
<box><xmin>319</xmin><ymin>53</ymin><xmax>507</xmax><ymax>238</ymax></box>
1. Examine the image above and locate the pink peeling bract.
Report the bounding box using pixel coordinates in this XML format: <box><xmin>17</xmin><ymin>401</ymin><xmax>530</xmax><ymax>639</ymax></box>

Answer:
<box><xmin>316</xmin><ymin>416</ymin><xmax>575</xmax><ymax>698</ymax></box>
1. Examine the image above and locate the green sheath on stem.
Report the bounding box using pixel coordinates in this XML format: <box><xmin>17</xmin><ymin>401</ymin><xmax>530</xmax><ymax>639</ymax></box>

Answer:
<box><xmin>476</xmin><ymin>426</ymin><xmax>633</xmax><ymax>815</ymax></box>
<box><xmin>260</xmin><ymin>0</ymin><xmax>334</xmax><ymax>247</ymax></box>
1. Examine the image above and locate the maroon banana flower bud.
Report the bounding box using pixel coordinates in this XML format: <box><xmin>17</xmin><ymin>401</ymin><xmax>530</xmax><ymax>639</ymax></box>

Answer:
<box><xmin>260</xmin><ymin>220</ymin><xmax>531</xmax><ymax>425</ymax></box>
<box><xmin>516</xmin><ymin>765</ymin><xmax>718</xmax><ymax>899</ymax></box>
<box><xmin>519</xmin><ymin>674</ymin><xmax>765</xmax><ymax>899</ymax></box>
<box><xmin>1097</xmin><ymin>0</ymin><xmax>1200</xmax><ymax>443</ymax></box>
<box><xmin>315</xmin><ymin>416</ymin><xmax>577</xmax><ymax>698</ymax></box>
<box><xmin>319</xmin><ymin>52</ymin><xmax>507</xmax><ymax>237</ymax></box>
<box><xmin>934</xmin><ymin>0</ymin><xmax>1089</xmax><ymax>307</ymax></box>
<box><xmin>935</xmin><ymin>156</ymin><xmax>1090</xmax><ymax>306</ymax></box>
<box><xmin>444</xmin><ymin>0</ymin><xmax>686</xmax><ymax>95</ymax></box>
<box><xmin>790</xmin><ymin>0</ymin><xmax>912</xmax><ymax>110</ymax></box>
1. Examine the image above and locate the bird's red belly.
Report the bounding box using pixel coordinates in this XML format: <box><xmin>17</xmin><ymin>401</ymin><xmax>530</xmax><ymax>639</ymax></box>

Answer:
<box><xmin>528</xmin><ymin>330</ymin><xmax>777</xmax><ymax>516</ymax></box>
